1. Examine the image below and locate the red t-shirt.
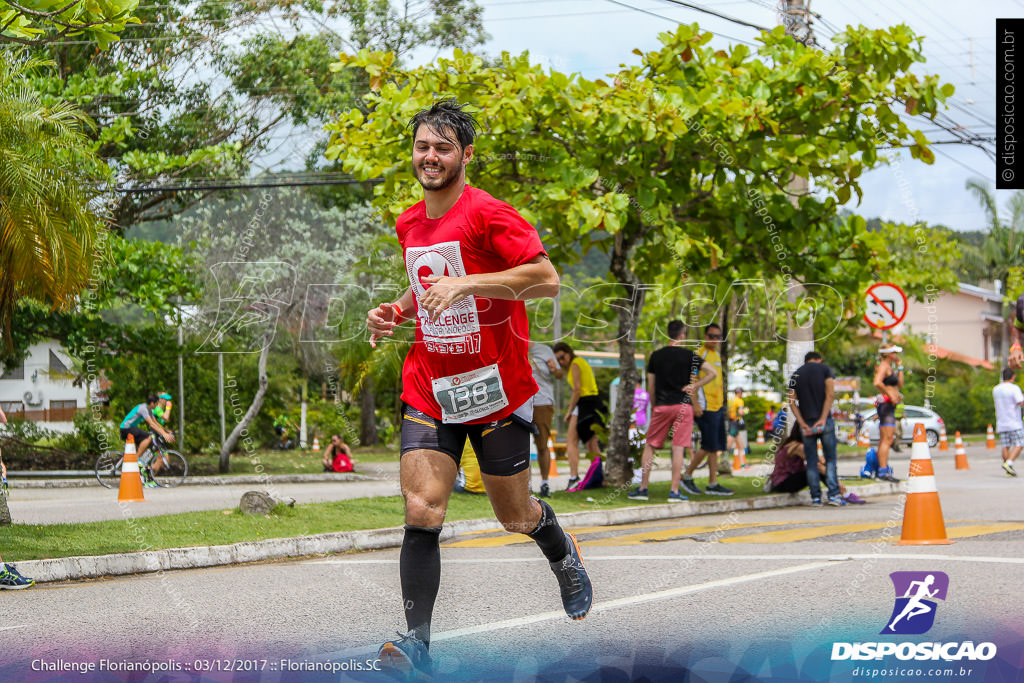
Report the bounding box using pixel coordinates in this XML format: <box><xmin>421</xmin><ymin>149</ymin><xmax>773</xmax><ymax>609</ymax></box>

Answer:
<box><xmin>397</xmin><ymin>185</ymin><xmax>545</xmax><ymax>424</ymax></box>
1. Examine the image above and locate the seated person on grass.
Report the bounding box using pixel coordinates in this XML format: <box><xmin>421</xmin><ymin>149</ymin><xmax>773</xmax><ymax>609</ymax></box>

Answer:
<box><xmin>322</xmin><ymin>434</ymin><xmax>354</xmax><ymax>472</ymax></box>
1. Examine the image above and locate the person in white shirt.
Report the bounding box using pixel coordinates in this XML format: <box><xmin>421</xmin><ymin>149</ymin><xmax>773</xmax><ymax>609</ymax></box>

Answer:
<box><xmin>992</xmin><ymin>368</ymin><xmax>1023</xmax><ymax>477</ymax></box>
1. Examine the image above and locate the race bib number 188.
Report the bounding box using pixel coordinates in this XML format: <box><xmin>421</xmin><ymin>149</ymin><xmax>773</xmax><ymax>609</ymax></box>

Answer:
<box><xmin>431</xmin><ymin>364</ymin><xmax>509</xmax><ymax>424</ymax></box>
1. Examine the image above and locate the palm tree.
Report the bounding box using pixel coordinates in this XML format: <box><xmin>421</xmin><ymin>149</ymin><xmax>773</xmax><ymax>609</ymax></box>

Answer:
<box><xmin>965</xmin><ymin>178</ymin><xmax>1024</xmax><ymax>287</ymax></box>
<box><xmin>0</xmin><ymin>52</ymin><xmax>109</xmax><ymax>354</ymax></box>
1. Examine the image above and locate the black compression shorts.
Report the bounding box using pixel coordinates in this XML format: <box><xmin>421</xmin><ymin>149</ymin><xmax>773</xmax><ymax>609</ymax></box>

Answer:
<box><xmin>876</xmin><ymin>401</ymin><xmax>897</xmax><ymax>427</ymax></box>
<box><xmin>399</xmin><ymin>404</ymin><xmax>532</xmax><ymax>477</ymax></box>
<box><xmin>120</xmin><ymin>426</ymin><xmax>149</xmax><ymax>443</ymax></box>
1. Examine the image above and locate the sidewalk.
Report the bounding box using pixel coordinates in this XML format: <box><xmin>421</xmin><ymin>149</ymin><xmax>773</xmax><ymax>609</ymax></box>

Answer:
<box><xmin>13</xmin><ymin>473</ymin><xmax>902</xmax><ymax>584</ymax></box>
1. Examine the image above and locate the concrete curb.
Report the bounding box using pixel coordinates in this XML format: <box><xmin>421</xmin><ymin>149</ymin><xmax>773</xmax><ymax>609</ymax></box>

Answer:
<box><xmin>17</xmin><ymin>481</ymin><xmax>901</xmax><ymax>584</ymax></box>
<box><xmin>7</xmin><ymin>472</ymin><xmax>389</xmax><ymax>489</ymax></box>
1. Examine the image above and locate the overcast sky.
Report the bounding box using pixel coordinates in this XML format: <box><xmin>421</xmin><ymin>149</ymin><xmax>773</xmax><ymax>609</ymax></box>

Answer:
<box><xmin>414</xmin><ymin>0</ymin><xmax>1010</xmax><ymax>233</ymax></box>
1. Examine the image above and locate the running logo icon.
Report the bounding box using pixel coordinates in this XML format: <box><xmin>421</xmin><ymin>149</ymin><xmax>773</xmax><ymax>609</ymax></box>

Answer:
<box><xmin>881</xmin><ymin>571</ymin><xmax>949</xmax><ymax>635</ymax></box>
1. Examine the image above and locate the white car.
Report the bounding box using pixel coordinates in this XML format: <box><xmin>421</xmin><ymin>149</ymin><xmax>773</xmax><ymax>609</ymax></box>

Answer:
<box><xmin>858</xmin><ymin>405</ymin><xmax>945</xmax><ymax>448</ymax></box>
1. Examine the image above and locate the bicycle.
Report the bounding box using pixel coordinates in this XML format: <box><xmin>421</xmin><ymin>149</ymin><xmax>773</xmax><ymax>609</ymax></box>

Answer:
<box><xmin>95</xmin><ymin>433</ymin><xmax>188</xmax><ymax>488</ymax></box>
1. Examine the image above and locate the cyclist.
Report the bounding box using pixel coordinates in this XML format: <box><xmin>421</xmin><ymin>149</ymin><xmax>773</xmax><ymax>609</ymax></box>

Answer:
<box><xmin>273</xmin><ymin>414</ymin><xmax>293</xmax><ymax>449</ymax></box>
<box><xmin>152</xmin><ymin>392</ymin><xmax>173</xmax><ymax>427</ymax></box>
<box><xmin>120</xmin><ymin>393</ymin><xmax>175</xmax><ymax>486</ymax></box>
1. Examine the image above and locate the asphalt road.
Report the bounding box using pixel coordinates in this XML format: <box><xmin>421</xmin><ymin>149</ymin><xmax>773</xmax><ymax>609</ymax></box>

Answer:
<box><xmin>0</xmin><ymin>446</ymin><xmax>1020</xmax><ymax>682</ymax></box>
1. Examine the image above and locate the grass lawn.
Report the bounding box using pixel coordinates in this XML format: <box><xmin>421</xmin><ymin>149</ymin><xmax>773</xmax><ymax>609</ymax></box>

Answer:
<box><xmin>1</xmin><ymin>470</ymin><xmax>848</xmax><ymax>561</ymax></box>
<box><xmin>186</xmin><ymin>445</ymin><xmax>400</xmax><ymax>476</ymax></box>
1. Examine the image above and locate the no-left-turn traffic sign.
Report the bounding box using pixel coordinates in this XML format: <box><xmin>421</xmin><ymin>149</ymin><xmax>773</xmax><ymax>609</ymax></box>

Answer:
<box><xmin>864</xmin><ymin>282</ymin><xmax>908</xmax><ymax>330</ymax></box>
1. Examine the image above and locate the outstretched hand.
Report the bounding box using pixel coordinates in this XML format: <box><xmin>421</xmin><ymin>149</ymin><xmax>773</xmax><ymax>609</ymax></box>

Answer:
<box><xmin>367</xmin><ymin>302</ymin><xmax>402</xmax><ymax>348</ymax></box>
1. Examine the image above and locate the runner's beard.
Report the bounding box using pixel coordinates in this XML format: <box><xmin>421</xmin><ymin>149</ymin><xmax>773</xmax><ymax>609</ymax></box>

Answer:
<box><xmin>416</xmin><ymin>162</ymin><xmax>460</xmax><ymax>191</ymax></box>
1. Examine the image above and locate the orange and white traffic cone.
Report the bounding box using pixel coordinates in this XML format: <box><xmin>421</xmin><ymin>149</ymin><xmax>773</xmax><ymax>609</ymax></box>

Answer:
<box><xmin>756</xmin><ymin>430</ymin><xmax>765</xmax><ymax>445</ymax></box>
<box><xmin>897</xmin><ymin>423</ymin><xmax>952</xmax><ymax>546</ymax></box>
<box><xmin>986</xmin><ymin>425</ymin><xmax>996</xmax><ymax>450</ymax></box>
<box><xmin>312</xmin><ymin>436</ymin><xmax>320</xmax><ymax>451</ymax></box>
<box><xmin>117</xmin><ymin>434</ymin><xmax>145</xmax><ymax>503</ymax></box>
<box><xmin>732</xmin><ymin>445</ymin><xmax>743</xmax><ymax>472</ymax></box>
<box><xmin>938</xmin><ymin>424</ymin><xmax>949</xmax><ymax>451</ymax></box>
<box><xmin>817</xmin><ymin>440</ymin><xmax>823</xmax><ymax>459</ymax></box>
<box><xmin>858</xmin><ymin>429</ymin><xmax>871</xmax><ymax>447</ymax></box>
<box><xmin>954</xmin><ymin>431</ymin><xmax>969</xmax><ymax>470</ymax></box>
<box><xmin>547</xmin><ymin>437</ymin><xmax>558</xmax><ymax>477</ymax></box>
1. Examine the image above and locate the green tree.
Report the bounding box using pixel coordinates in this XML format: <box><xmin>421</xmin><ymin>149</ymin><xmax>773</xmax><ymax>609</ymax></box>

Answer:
<box><xmin>0</xmin><ymin>54</ymin><xmax>109</xmax><ymax>353</ymax></box>
<box><xmin>0</xmin><ymin>0</ymin><xmax>138</xmax><ymax>47</ymax></box>
<box><xmin>15</xmin><ymin>0</ymin><xmax>486</xmax><ymax>231</ymax></box>
<box><xmin>326</xmin><ymin>23</ymin><xmax>956</xmax><ymax>485</ymax></box>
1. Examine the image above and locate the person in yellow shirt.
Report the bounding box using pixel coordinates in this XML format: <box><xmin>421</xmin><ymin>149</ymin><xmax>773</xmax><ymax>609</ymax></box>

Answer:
<box><xmin>553</xmin><ymin>342</ymin><xmax>605</xmax><ymax>490</ymax></box>
<box><xmin>681</xmin><ymin>323</ymin><xmax>734</xmax><ymax>496</ymax></box>
<box><xmin>727</xmin><ymin>387</ymin><xmax>747</xmax><ymax>454</ymax></box>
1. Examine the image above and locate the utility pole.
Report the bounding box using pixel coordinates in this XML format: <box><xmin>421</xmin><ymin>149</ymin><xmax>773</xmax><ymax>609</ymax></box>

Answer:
<box><xmin>177</xmin><ymin>297</ymin><xmax>185</xmax><ymax>446</ymax></box>
<box><xmin>780</xmin><ymin>0</ymin><xmax>816</xmax><ymax>418</ymax></box>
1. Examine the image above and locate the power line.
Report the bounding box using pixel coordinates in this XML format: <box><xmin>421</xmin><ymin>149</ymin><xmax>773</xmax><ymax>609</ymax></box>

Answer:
<box><xmin>113</xmin><ymin>176</ymin><xmax>380</xmax><ymax>193</ymax></box>
<box><xmin>602</xmin><ymin>0</ymin><xmax>760</xmax><ymax>46</ymax></box>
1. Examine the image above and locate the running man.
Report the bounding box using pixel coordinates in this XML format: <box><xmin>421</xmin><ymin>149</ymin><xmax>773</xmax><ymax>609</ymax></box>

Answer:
<box><xmin>993</xmin><ymin>367</ymin><xmax>1023</xmax><ymax>476</ymax></box>
<box><xmin>365</xmin><ymin>99</ymin><xmax>592</xmax><ymax>679</ymax></box>
<box><xmin>887</xmin><ymin>574</ymin><xmax>938</xmax><ymax>632</ymax></box>
<box><xmin>119</xmin><ymin>394</ymin><xmax>175</xmax><ymax>486</ymax></box>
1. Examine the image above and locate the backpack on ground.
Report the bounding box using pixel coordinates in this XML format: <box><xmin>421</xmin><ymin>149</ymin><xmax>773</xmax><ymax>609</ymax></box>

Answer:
<box><xmin>567</xmin><ymin>456</ymin><xmax>604</xmax><ymax>491</ymax></box>
<box><xmin>332</xmin><ymin>449</ymin><xmax>354</xmax><ymax>473</ymax></box>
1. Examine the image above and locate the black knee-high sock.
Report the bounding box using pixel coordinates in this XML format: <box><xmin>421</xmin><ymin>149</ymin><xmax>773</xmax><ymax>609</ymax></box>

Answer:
<box><xmin>400</xmin><ymin>525</ymin><xmax>442</xmax><ymax>646</ymax></box>
<box><xmin>526</xmin><ymin>498</ymin><xmax>570</xmax><ymax>562</ymax></box>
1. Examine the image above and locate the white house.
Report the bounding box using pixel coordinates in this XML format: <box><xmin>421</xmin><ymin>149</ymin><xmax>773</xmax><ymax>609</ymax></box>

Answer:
<box><xmin>0</xmin><ymin>340</ymin><xmax>88</xmax><ymax>433</ymax></box>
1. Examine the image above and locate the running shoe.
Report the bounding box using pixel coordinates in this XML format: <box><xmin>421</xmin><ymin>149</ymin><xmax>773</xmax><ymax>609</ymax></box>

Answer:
<box><xmin>539</xmin><ymin>482</ymin><xmax>551</xmax><ymax>498</ymax></box>
<box><xmin>1003</xmin><ymin>461</ymin><xmax>1018</xmax><ymax>477</ymax></box>
<box><xmin>550</xmin><ymin>532</ymin><xmax>593</xmax><ymax>620</ymax></box>
<box><xmin>807</xmin><ymin>499</ymin><xmax>823</xmax><ymax>507</ymax></box>
<box><xmin>827</xmin><ymin>495</ymin><xmax>847</xmax><ymax>507</ymax></box>
<box><xmin>667</xmin><ymin>490</ymin><xmax>688</xmax><ymax>503</ymax></box>
<box><xmin>0</xmin><ymin>564</ymin><xmax>35</xmax><ymax>590</ymax></box>
<box><xmin>876</xmin><ymin>467</ymin><xmax>900</xmax><ymax>483</ymax></box>
<box><xmin>142</xmin><ymin>470</ymin><xmax>159</xmax><ymax>488</ymax></box>
<box><xmin>564</xmin><ymin>476</ymin><xmax>580</xmax><ymax>491</ymax></box>
<box><xmin>680</xmin><ymin>478</ymin><xmax>703</xmax><ymax>496</ymax></box>
<box><xmin>843</xmin><ymin>492</ymin><xmax>867</xmax><ymax>504</ymax></box>
<box><xmin>377</xmin><ymin>632</ymin><xmax>433</xmax><ymax>681</ymax></box>
<box><xmin>622</xmin><ymin>485</ymin><xmax>647</xmax><ymax>501</ymax></box>
<box><xmin>705</xmin><ymin>483</ymin><xmax>734</xmax><ymax>496</ymax></box>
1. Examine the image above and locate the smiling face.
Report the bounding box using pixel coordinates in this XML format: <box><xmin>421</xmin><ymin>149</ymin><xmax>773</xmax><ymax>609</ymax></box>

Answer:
<box><xmin>412</xmin><ymin>125</ymin><xmax>472</xmax><ymax>192</ymax></box>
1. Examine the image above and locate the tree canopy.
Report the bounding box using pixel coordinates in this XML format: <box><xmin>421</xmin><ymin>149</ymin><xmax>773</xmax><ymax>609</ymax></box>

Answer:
<box><xmin>326</xmin><ymin>22</ymin><xmax>958</xmax><ymax>484</ymax></box>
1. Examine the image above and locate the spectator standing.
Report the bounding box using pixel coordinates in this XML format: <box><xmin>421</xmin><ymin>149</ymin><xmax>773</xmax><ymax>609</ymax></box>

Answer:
<box><xmin>872</xmin><ymin>344</ymin><xmax>904</xmax><ymax>482</ymax></box>
<box><xmin>681</xmin><ymin>324</ymin><xmax>733</xmax><ymax>494</ymax></box>
<box><xmin>993</xmin><ymin>368</ymin><xmax>1023</xmax><ymax>477</ymax></box>
<box><xmin>766</xmin><ymin>425</ymin><xmax>865</xmax><ymax>503</ymax></box>
<box><xmin>628</xmin><ymin>320</ymin><xmax>717</xmax><ymax>502</ymax></box>
<box><xmin>727</xmin><ymin>388</ymin><xmax>748</xmax><ymax>454</ymax></box>
<box><xmin>529</xmin><ymin>342</ymin><xmax>563</xmax><ymax>497</ymax></box>
<box><xmin>787</xmin><ymin>351</ymin><xmax>842</xmax><ymax>506</ymax></box>
<box><xmin>553</xmin><ymin>341</ymin><xmax>605</xmax><ymax>490</ymax></box>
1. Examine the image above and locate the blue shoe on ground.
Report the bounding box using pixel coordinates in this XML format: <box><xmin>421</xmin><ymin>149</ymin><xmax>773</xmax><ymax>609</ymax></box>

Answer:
<box><xmin>550</xmin><ymin>532</ymin><xmax>593</xmax><ymax>620</ymax></box>
<box><xmin>0</xmin><ymin>564</ymin><xmax>35</xmax><ymax>590</ymax></box>
<box><xmin>667</xmin><ymin>490</ymin><xmax>688</xmax><ymax>503</ymax></box>
<box><xmin>827</xmin><ymin>495</ymin><xmax>847</xmax><ymax>507</ymax></box>
<box><xmin>627</xmin><ymin>487</ymin><xmax>648</xmax><ymax>501</ymax></box>
<box><xmin>377</xmin><ymin>631</ymin><xmax>433</xmax><ymax>681</ymax></box>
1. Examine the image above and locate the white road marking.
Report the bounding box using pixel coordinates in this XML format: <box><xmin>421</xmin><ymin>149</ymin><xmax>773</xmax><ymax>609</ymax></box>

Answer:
<box><xmin>328</xmin><ymin>561</ymin><xmax>836</xmax><ymax>659</ymax></box>
<box><xmin>0</xmin><ymin>625</ymin><xmax>29</xmax><ymax>632</ymax></box>
<box><xmin>311</xmin><ymin>552</ymin><xmax>1024</xmax><ymax>565</ymax></box>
